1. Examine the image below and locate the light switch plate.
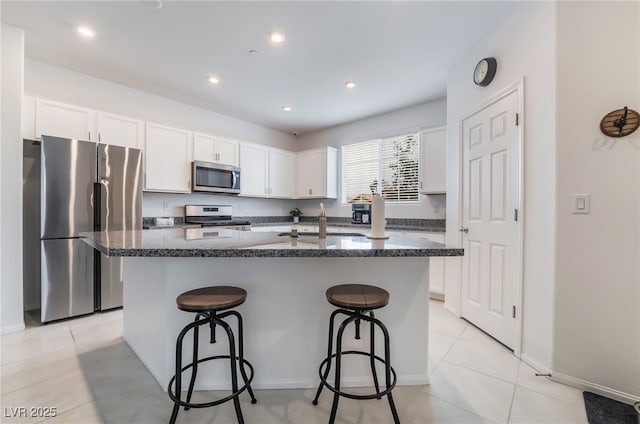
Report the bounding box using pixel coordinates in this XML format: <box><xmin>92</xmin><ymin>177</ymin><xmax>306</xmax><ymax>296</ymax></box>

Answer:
<box><xmin>573</xmin><ymin>194</ymin><xmax>590</xmax><ymax>214</ymax></box>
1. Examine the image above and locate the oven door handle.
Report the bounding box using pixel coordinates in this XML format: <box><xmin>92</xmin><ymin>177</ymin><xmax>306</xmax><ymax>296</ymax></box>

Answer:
<box><xmin>232</xmin><ymin>171</ymin><xmax>237</xmax><ymax>189</ymax></box>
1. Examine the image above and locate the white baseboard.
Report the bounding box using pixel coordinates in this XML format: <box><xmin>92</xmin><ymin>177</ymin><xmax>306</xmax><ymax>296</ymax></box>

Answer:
<box><xmin>1</xmin><ymin>322</ymin><xmax>26</xmax><ymax>334</ymax></box>
<box><xmin>551</xmin><ymin>371</ymin><xmax>640</xmax><ymax>405</ymax></box>
<box><xmin>429</xmin><ymin>292</ymin><xmax>445</xmax><ymax>301</ymax></box>
<box><xmin>190</xmin><ymin>375</ymin><xmax>430</xmax><ymax>391</ymax></box>
<box><xmin>519</xmin><ymin>353</ymin><xmax>552</xmax><ymax>375</ymax></box>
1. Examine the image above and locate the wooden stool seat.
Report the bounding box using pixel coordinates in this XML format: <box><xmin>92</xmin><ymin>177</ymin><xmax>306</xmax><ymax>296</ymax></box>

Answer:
<box><xmin>177</xmin><ymin>286</ymin><xmax>247</xmax><ymax>312</ymax></box>
<box><xmin>326</xmin><ymin>284</ymin><xmax>389</xmax><ymax>310</ymax></box>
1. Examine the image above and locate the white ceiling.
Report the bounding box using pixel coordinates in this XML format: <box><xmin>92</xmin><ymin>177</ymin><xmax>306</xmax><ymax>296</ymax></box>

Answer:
<box><xmin>1</xmin><ymin>1</ymin><xmax>514</xmax><ymax>135</ymax></box>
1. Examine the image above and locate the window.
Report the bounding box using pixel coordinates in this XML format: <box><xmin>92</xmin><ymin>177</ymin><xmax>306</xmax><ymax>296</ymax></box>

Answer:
<box><xmin>342</xmin><ymin>132</ymin><xmax>420</xmax><ymax>203</ymax></box>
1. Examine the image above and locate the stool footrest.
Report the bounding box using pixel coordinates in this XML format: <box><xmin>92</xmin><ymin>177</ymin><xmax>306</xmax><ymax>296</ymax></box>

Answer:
<box><xmin>168</xmin><ymin>355</ymin><xmax>255</xmax><ymax>409</ymax></box>
<box><xmin>317</xmin><ymin>350</ymin><xmax>397</xmax><ymax>400</ymax></box>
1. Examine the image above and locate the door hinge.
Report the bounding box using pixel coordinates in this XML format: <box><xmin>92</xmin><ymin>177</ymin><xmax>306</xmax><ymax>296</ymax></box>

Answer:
<box><xmin>514</xmin><ymin>208</ymin><xmax>518</xmax><ymax>222</ymax></box>
<box><xmin>512</xmin><ymin>305</ymin><xmax>516</xmax><ymax>318</ymax></box>
<box><xmin>515</xmin><ymin>113</ymin><xmax>519</xmax><ymax>126</ymax></box>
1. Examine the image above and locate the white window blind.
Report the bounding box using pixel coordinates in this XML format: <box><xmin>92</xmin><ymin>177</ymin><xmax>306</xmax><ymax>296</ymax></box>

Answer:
<box><xmin>342</xmin><ymin>133</ymin><xmax>420</xmax><ymax>203</ymax></box>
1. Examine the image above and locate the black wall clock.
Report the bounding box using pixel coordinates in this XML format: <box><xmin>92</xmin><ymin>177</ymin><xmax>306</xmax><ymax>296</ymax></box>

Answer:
<box><xmin>473</xmin><ymin>57</ymin><xmax>497</xmax><ymax>87</ymax></box>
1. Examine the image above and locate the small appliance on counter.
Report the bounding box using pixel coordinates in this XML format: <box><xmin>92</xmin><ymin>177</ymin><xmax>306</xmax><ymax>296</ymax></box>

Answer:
<box><xmin>351</xmin><ymin>203</ymin><xmax>371</xmax><ymax>224</ymax></box>
<box><xmin>184</xmin><ymin>205</ymin><xmax>251</xmax><ymax>230</ymax></box>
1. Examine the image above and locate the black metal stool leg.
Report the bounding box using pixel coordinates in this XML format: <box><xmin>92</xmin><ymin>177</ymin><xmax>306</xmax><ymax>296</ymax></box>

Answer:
<box><xmin>229</xmin><ymin>311</ymin><xmax>257</xmax><ymax>404</ymax></box>
<box><xmin>378</xmin><ymin>318</ymin><xmax>400</xmax><ymax>424</ymax></box>
<box><xmin>218</xmin><ymin>318</ymin><xmax>245</xmax><ymax>424</ymax></box>
<box><xmin>368</xmin><ymin>311</ymin><xmax>382</xmax><ymax>399</ymax></box>
<box><xmin>328</xmin><ymin>315</ymin><xmax>358</xmax><ymax>424</ymax></box>
<box><xmin>313</xmin><ymin>309</ymin><xmax>342</xmax><ymax>405</ymax></box>
<box><xmin>170</xmin><ymin>318</ymin><xmax>194</xmax><ymax>424</ymax></box>
<box><xmin>184</xmin><ymin>313</ymin><xmax>203</xmax><ymax>410</ymax></box>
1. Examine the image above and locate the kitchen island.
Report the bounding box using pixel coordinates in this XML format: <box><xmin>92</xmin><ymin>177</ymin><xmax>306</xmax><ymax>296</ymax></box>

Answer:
<box><xmin>82</xmin><ymin>228</ymin><xmax>463</xmax><ymax>392</ymax></box>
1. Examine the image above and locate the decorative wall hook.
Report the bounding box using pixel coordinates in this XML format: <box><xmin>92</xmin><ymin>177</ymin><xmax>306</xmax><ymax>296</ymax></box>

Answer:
<box><xmin>600</xmin><ymin>107</ymin><xmax>639</xmax><ymax>137</ymax></box>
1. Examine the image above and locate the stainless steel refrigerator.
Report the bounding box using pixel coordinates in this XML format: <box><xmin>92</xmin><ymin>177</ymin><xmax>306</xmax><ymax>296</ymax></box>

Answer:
<box><xmin>23</xmin><ymin>135</ymin><xmax>142</xmax><ymax>322</ymax></box>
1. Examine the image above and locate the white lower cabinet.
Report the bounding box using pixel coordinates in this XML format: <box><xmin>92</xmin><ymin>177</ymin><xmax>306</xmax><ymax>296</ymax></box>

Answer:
<box><xmin>411</xmin><ymin>232</ymin><xmax>446</xmax><ymax>299</ymax></box>
<box><xmin>144</xmin><ymin>123</ymin><xmax>192</xmax><ymax>193</ymax></box>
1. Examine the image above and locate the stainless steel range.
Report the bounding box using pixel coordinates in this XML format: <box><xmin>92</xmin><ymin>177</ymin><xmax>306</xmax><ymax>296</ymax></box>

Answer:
<box><xmin>184</xmin><ymin>205</ymin><xmax>251</xmax><ymax>230</ymax></box>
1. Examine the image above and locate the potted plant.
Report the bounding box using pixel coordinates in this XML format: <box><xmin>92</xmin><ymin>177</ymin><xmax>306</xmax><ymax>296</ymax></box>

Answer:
<box><xmin>289</xmin><ymin>208</ymin><xmax>303</xmax><ymax>223</ymax></box>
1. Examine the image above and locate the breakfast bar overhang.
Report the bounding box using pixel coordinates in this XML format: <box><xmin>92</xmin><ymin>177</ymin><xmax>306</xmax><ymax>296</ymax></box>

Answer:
<box><xmin>82</xmin><ymin>228</ymin><xmax>463</xmax><ymax>391</ymax></box>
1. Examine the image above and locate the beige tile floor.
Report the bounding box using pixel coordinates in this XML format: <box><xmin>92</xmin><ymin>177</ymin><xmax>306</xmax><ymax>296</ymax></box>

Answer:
<box><xmin>0</xmin><ymin>301</ymin><xmax>588</xmax><ymax>423</ymax></box>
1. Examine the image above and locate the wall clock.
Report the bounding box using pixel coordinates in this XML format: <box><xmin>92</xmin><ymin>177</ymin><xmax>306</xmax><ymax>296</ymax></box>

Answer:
<box><xmin>473</xmin><ymin>57</ymin><xmax>497</xmax><ymax>87</ymax></box>
<box><xmin>600</xmin><ymin>107</ymin><xmax>639</xmax><ymax>137</ymax></box>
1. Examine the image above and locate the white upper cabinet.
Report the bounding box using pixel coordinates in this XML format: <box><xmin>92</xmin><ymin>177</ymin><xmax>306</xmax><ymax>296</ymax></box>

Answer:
<box><xmin>296</xmin><ymin>147</ymin><xmax>338</xmax><ymax>199</ymax></box>
<box><xmin>268</xmin><ymin>148</ymin><xmax>295</xmax><ymax>198</ymax></box>
<box><xmin>193</xmin><ymin>133</ymin><xmax>239</xmax><ymax>167</ymax></box>
<box><xmin>96</xmin><ymin>111</ymin><xmax>144</xmax><ymax>149</ymax></box>
<box><xmin>239</xmin><ymin>143</ymin><xmax>295</xmax><ymax>198</ymax></box>
<box><xmin>420</xmin><ymin>127</ymin><xmax>446</xmax><ymax>194</ymax></box>
<box><xmin>144</xmin><ymin>123</ymin><xmax>193</xmax><ymax>193</ymax></box>
<box><xmin>35</xmin><ymin>98</ymin><xmax>95</xmax><ymax>141</ymax></box>
<box><xmin>239</xmin><ymin>142</ymin><xmax>269</xmax><ymax>197</ymax></box>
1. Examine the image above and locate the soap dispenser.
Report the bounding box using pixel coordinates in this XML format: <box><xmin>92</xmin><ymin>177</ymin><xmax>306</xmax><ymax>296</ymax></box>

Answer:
<box><xmin>318</xmin><ymin>203</ymin><xmax>327</xmax><ymax>238</ymax></box>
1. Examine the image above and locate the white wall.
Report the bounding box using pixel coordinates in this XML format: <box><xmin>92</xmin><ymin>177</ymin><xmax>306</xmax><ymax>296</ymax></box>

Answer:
<box><xmin>24</xmin><ymin>59</ymin><xmax>299</xmax><ymax>217</ymax></box>
<box><xmin>553</xmin><ymin>1</ymin><xmax>639</xmax><ymax>399</ymax></box>
<box><xmin>1</xmin><ymin>24</ymin><xmax>25</xmax><ymax>333</ymax></box>
<box><xmin>297</xmin><ymin>99</ymin><xmax>447</xmax><ymax>219</ymax></box>
<box><xmin>445</xmin><ymin>2</ymin><xmax>557</xmax><ymax>371</ymax></box>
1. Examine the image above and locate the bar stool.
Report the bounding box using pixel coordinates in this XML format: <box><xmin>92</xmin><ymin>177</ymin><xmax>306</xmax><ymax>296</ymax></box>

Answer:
<box><xmin>168</xmin><ymin>286</ymin><xmax>257</xmax><ymax>424</ymax></box>
<box><xmin>312</xmin><ymin>283</ymin><xmax>400</xmax><ymax>424</ymax></box>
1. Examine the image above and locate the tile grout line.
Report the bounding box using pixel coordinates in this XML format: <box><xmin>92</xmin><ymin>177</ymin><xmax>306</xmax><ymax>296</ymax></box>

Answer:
<box><xmin>505</xmin><ymin>360</ymin><xmax>521</xmax><ymax>423</ymax></box>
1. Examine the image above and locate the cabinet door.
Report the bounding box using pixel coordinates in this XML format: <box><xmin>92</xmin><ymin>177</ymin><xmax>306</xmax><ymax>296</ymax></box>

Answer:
<box><xmin>97</xmin><ymin>111</ymin><xmax>144</xmax><ymax>149</ymax></box>
<box><xmin>415</xmin><ymin>232</ymin><xmax>446</xmax><ymax>297</ymax></box>
<box><xmin>296</xmin><ymin>150</ymin><xmax>325</xmax><ymax>198</ymax></box>
<box><xmin>420</xmin><ymin>127</ymin><xmax>446</xmax><ymax>194</ymax></box>
<box><xmin>269</xmin><ymin>148</ymin><xmax>295</xmax><ymax>198</ymax></box>
<box><xmin>35</xmin><ymin>98</ymin><xmax>95</xmax><ymax>141</ymax></box>
<box><xmin>145</xmin><ymin>123</ymin><xmax>192</xmax><ymax>193</ymax></box>
<box><xmin>193</xmin><ymin>133</ymin><xmax>216</xmax><ymax>162</ymax></box>
<box><xmin>215</xmin><ymin>137</ymin><xmax>239</xmax><ymax>167</ymax></box>
<box><xmin>239</xmin><ymin>143</ymin><xmax>268</xmax><ymax>197</ymax></box>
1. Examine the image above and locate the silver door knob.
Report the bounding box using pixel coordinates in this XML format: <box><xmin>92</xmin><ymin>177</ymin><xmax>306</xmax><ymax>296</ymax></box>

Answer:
<box><xmin>459</xmin><ymin>227</ymin><xmax>469</xmax><ymax>233</ymax></box>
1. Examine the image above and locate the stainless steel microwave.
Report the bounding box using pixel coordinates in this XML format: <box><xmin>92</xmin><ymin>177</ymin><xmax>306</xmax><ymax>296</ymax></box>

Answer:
<box><xmin>192</xmin><ymin>161</ymin><xmax>241</xmax><ymax>194</ymax></box>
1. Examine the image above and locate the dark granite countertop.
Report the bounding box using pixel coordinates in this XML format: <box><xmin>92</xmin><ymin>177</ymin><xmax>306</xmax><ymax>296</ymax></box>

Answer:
<box><xmin>80</xmin><ymin>228</ymin><xmax>462</xmax><ymax>258</ymax></box>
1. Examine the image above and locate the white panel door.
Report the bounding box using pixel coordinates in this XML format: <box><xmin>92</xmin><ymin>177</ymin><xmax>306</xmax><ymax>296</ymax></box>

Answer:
<box><xmin>35</xmin><ymin>98</ymin><xmax>94</xmax><ymax>141</ymax></box>
<box><xmin>269</xmin><ymin>148</ymin><xmax>295</xmax><ymax>198</ymax></box>
<box><xmin>145</xmin><ymin>123</ymin><xmax>192</xmax><ymax>193</ymax></box>
<box><xmin>461</xmin><ymin>90</ymin><xmax>521</xmax><ymax>349</ymax></box>
<box><xmin>97</xmin><ymin>111</ymin><xmax>144</xmax><ymax>149</ymax></box>
<box><xmin>239</xmin><ymin>143</ymin><xmax>268</xmax><ymax>197</ymax></box>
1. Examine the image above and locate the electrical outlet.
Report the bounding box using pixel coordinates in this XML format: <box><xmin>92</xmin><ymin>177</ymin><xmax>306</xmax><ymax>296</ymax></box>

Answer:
<box><xmin>572</xmin><ymin>194</ymin><xmax>590</xmax><ymax>214</ymax></box>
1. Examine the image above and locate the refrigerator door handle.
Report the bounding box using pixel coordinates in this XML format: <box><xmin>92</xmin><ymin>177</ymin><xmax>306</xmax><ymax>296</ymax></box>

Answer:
<box><xmin>99</xmin><ymin>179</ymin><xmax>109</xmax><ymax>232</ymax></box>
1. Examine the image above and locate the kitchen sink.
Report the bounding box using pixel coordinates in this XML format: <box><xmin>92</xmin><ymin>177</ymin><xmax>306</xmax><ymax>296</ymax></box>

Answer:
<box><xmin>278</xmin><ymin>232</ymin><xmax>365</xmax><ymax>237</ymax></box>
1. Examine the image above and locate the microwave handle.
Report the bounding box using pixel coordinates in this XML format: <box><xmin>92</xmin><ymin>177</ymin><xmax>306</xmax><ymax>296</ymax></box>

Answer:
<box><xmin>232</xmin><ymin>171</ymin><xmax>237</xmax><ymax>189</ymax></box>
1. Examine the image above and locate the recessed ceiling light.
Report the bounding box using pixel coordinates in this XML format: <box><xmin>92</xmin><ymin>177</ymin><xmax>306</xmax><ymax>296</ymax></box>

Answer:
<box><xmin>270</xmin><ymin>32</ymin><xmax>285</xmax><ymax>43</ymax></box>
<box><xmin>345</xmin><ymin>81</ymin><xmax>356</xmax><ymax>89</ymax></box>
<box><xmin>77</xmin><ymin>26</ymin><xmax>95</xmax><ymax>38</ymax></box>
<box><xmin>248</xmin><ymin>49</ymin><xmax>259</xmax><ymax>55</ymax></box>
<box><xmin>282</xmin><ymin>106</ymin><xmax>292</xmax><ymax>112</ymax></box>
<box><xmin>209</xmin><ymin>76</ymin><xmax>220</xmax><ymax>85</ymax></box>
